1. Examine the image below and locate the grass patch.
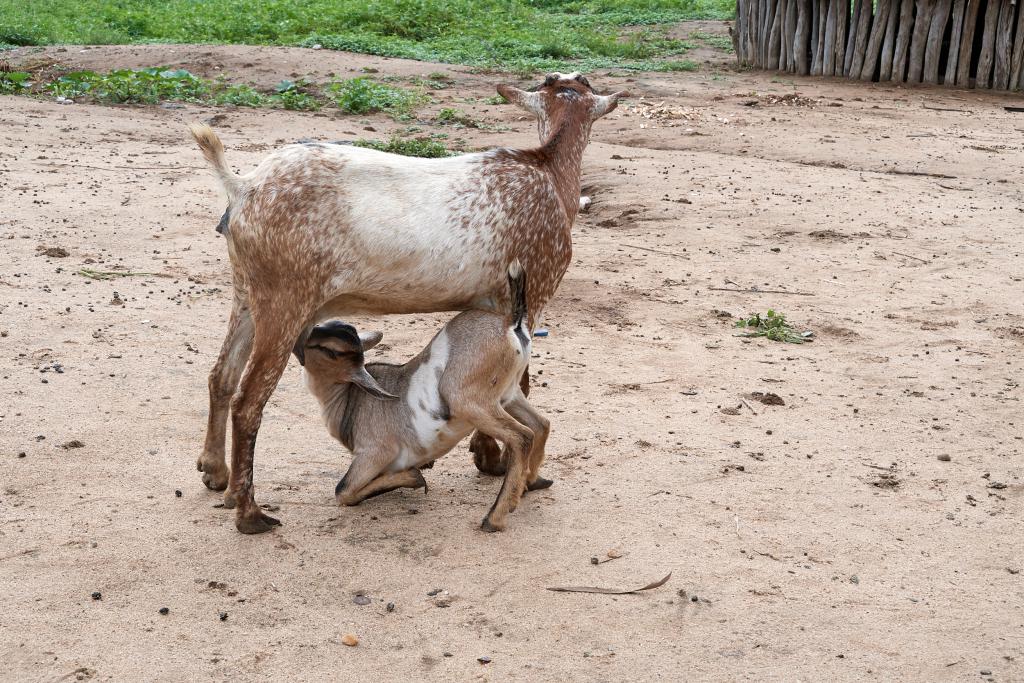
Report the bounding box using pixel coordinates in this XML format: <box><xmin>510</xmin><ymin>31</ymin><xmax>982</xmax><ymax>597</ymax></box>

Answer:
<box><xmin>353</xmin><ymin>136</ymin><xmax>455</xmax><ymax>158</ymax></box>
<box><xmin>0</xmin><ymin>0</ymin><xmax>732</xmax><ymax>70</ymax></box>
<box><xmin>691</xmin><ymin>30</ymin><xmax>734</xmax><ymax>52</ymax></box>
<box><xmin>735</xmin><ymin>310</ymin><xmax>813</xmax><ymax>344</ymax></box>
<box><xmin>0</xmin><ymin>70</ymin><xmax>33</xmax><ymax>93</ymax></box>
<box><xmin>328</xmin><ymin>77</ymin><xmax>424</xmax><ymax>118</ymax></box>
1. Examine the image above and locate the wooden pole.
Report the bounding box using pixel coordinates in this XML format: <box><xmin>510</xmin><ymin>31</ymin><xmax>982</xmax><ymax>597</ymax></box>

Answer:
<box><xmin>861</xmin><ymin>0</ymin><xmax>894</xmax><ymax>80</ymax></box>
<box><xmin>1011</xmin><ymin>0</ymin><xmax>1024</xmax><ymax>89</ymax></box>
<box><xmin>845</xmin><ymin>0</ymin><xmax>863</xmax><ymax>74</ymax></box>
<box><xmin>906</xmin><ymin>0</ymin><xmax>935</xmax><ymax>83</ymax></box>
<box><xmin>768</xmin><ymin>0</ymin><xmax>784</xmax><ymax>69</ymax></box>
<box><xmin>891</xmin><ymin>0</ymin><xmax>915</xmax><ymax>81</ymax></box>
<box><xmin>735</xmin><ymin>0</ymin><xmax>745</xmax><ymax>63</ymax></box>
<box><xmin>957</xmin><ymin>0</ymin><xmax>982</xmax><ymax>86</ymax></box>
<box><xmin>993</xmin><ymin>0</ymin><xmax>1016</xmax><ymax>90</ymax></box>
<box><xmin>796</xmin><ymin>0</ymin><xmax>812</xmax><ymax>73</ymax></box>
<box><xmin>778</xmin><ymin>0</ymin><xmax>789</xmax><ymax>69</ymax></box>
<box><xmin>835</xmin><ymin>0</ymin><xmax>850</xmax><ymax>75</ymax></box>
<box><xmin>786</xmin><ymin>0</ymin><xmax>800</xmax><ymax>71</ymax></box>
<box><xmin>823</xmin><ymin>0</ymin><xmax>839</xmax><ymax>74</ymax></box>
<box><xmin>924</xmin><ymin>0</ymin><xmax>954</xmax><ymax>84</ymax></box>
<box><xmin>849</xmin><ymin>0</ymin><xmax>875</xmax><ymax>77</ymax></box>
<box><xmin>976</xmin><ymin>0</ymin><xmax>1002</xmax><ymax>89</ymax></box>
<box><xmin>879</xmin><ymin>0</ymin><xmax>902</xmax><ymax>80</ymax></box>
<box><xmin>945</xmin><ymin>0</ymin><xmax>967</xmax><ymax>84</ymax></box>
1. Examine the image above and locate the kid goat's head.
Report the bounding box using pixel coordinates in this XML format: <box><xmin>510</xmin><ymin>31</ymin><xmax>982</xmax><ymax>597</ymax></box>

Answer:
<box><xmin>303</xmin><ymin>321</ymin><xmax>396</xmax><ymax>400</ymax></box>
<box><xmin>497</xmin><ymin>72</ymin><xmax>628</xmax><ymax>143</ymax></box>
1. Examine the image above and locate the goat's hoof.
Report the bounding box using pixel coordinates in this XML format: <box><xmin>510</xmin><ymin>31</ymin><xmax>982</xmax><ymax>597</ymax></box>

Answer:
<box><xmin>527</xmin><ymin>476</ymin><xmax>554</xmax><ymax>491</ymax></box>
<box><xmin>471</xmin><ymin>443</ymin><xmax>506</xmax><ymax>476</ymax></box>
<box><xmin>222</xmin><ymin>489</ymin><xmax>241</xmax><ymax>509</ymax></box>
<box><xmin>412</xmin><ymin>468</ymin><xmax>428</xmax><ymax>494</ymax></box>
<box><xmin>201</xmin><ymin>470</ymin><xmax>229</xmax><ymax>492</ymax></box>
<box><xmin>480</xmin><ymin>518</ymin><xmax>504</xmax><ymax>533</ymax></box>
<box><xmin>197</xmin><ymin>458</ymin><xmax>229</xmax><ymax>491</ymax></box>
<box><xmin>236</xmin><ymin>510</ymin><xmax>281</xmax><ymax>535</ymax></box>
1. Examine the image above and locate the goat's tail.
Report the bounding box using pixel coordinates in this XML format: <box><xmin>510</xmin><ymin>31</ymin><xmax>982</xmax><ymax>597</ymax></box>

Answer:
<box><xmin>507</xmin><ymin>259</ymin><xmax>529</xmax><ymax>335</ymax></box>
<box><xmin>188</xmin><ymin>123</ymin><xmax>240</xmax><ymax>203</ymax></box>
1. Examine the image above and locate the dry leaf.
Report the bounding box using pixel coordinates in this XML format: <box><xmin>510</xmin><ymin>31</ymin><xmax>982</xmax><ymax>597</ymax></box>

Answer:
<box><xmin>341</xmin><ymin>634</ymin><xmax>359</xmax><ymax>647</ymax></box>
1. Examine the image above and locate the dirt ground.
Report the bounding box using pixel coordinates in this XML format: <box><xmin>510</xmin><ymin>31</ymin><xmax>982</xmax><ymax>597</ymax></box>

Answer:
<box><xmin>2</xmin><ymin>24</ymin><xmax>1023</xmax><ymax>682</ymax></box>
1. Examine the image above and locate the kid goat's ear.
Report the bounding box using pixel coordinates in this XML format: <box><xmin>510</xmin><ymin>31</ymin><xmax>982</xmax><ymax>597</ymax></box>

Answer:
<box><xmin>359</xmin><ymin>330</ymin><xmax>384</xmax><ymax>351</ymax></box>
<box><xmin>349</xmin><ymin>366</ymin><xmax>397</xmax><ymax>401</ymax></box>
<box><xmin>590</xmin><ymin>91</ymin><xmax>629</xmax><ymax>119</ymax></box>
<box><xmin>497</xmin><ymin>84</ymin><xmax>544</xmax><ymax>117</ymax></box>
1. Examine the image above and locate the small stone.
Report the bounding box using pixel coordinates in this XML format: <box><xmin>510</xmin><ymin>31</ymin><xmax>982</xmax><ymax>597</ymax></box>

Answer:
<box><xmin>353</xmin><ymin>595</ymin><xmax>371</xmax><ymax>606</ymax></box>
<box><xmin>690</xmin><ymin>595</ymin><xmax>698</xmax><ymax>602</ymax></box>
<box><xmin>174</xmin><ymin>489</ymin><xmax>183</xmax><ymax>498</ymax></box>
<box><xmin>590</xmin><ymin>556</ymin><xmax>599</xmax><ymax>565</ymax></box>
<box><xmin>17</xmin><ymin>452</ymin><xmax>26</xmax><ymax>458</ymax></box>
<box><xmin>219</xmin><ymin>612</ymin><xmax>228</xmax><ymax>621</ymax></box>
<box><xmin>477</xmin><ymin>656</ymin><xmax>492</xmax><ymax>664</ymax></box>
<box><xmin>341</xmin><ymin>633</ymin><xmax>358</xmax><ymax>647</ymax></box>
<box><xmin>158</xmin><ymin>607</ymin><xmax>169</xmax><ymax>615</ymax></box>
<box><xmin>980</xmin><ymin>670</ymin><xmax>992</xmax><ymax>676</ymax></box>
<box><xmin>427</xmin><ymin>588</ymin><xmax>442</xmax><ymax>596</ymax></box>
<box><xmin>386</xmin><ymin>602</ymin><xmax>395</xmax><ymax>612</ymax></box>
<box><xmin>849</xmin><ymin>575</ymin><xmax>859</xmax><ymax>584</ymax></box>
<box><xmin>443</xmin><ymin>652</ymin><xmax>453</xmax><ymax>658</ymax></box>
<box><xmin>91</xmin><ymin>591</ymin><xmax>102</xmax><ymax>600</ymax></box>
<box><xmin>936</xmin><ymin>453</ymin><xmax>951</xmax><ymax>462</ymax></box>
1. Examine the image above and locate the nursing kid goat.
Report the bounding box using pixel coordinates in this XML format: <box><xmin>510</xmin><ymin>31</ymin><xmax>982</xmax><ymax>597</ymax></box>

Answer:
<box><xmin>190</xmin><ymin>73</ymin><xmax>626</xmax><ymax>533</ymax></box>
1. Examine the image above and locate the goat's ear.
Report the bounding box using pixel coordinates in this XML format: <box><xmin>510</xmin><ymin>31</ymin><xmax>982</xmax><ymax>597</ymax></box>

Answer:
<box><xmin>497</xmin><ymin>84</ymin><xmax>544</xmax><ymax>117</ymax></box>
<box><xmin>590</xmin><ymin>91</ymin><xmax>629</xmax><ymax>119</ymax></box>
<box><xmin>359</xmin><ymin>330</ymin><xmax>384</xmax><ymax>351</ymax></box>
<box><xmin>349</xmin><ymin>366</ymin><xmax>397</xmax><ymax>401</ymax></box>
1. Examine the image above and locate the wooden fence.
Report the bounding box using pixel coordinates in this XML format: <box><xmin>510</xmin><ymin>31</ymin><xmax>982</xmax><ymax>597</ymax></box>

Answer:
<box><xmin>734</xmin><ymin>0</ymin><xmax>1024</xmax><ymax>91</ymax></box>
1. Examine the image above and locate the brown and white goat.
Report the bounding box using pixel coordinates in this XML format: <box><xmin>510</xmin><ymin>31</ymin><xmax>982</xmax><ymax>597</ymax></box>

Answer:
<box><xmin>301</xmin><ymin>262</ymin><xmax>550</xmax><ymax>531</ymax></box>
<box><xmin>190</xmin><ymin>72</ymin><xmax>626</xmax><ymax>533</ymax></box>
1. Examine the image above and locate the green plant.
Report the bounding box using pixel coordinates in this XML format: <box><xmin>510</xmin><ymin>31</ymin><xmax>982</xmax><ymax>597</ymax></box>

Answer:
<box><xmin>213</xmin><ymin>83</ymin><xmax>267</xmax><ymax>107</ymax></box>
<box><xmin>328</xmin><ymin>77</ymin><xmax>424</xmax><ymax>118</ymax></box>
<box><xmin>0</xmin><ymin>70</ymin><xmax>33</xmax><ymax>93</ymax></box>
<box><xmin>435</xmin><ymin>107</ymin><xmax>478</xmax><ymax>127</ymax></box>
<box><xmin>735</xmin><ymin>310</ymin><xmax>812</xmax><ymax>344</ymax></box>
<box><xmin>353</xmin><ymin>136</ymin><xmax>454</xmax><ymax>157</ymax></box>
<box><xmin>48</xmin><ymin>67</ymin><xmax>209</xmax><ymax>103</ymax></box>
<box><xmin>273</xmin><ymin>80</ymin><xmax>320</xmax><ymax>110</ymax></box>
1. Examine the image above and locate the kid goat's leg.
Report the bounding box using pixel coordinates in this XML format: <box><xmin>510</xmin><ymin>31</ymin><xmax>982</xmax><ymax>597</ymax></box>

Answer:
<box><xmin>505</xmin><ymin>396</ymin><xmax>552</xmax><ymax>491</ymax></box>
<box><xmin>470</xmin><ymin>366</ymin><xmax>530</xmax><ymax>475</ymax></box>
<box><xmin>469</xmin><ymin>407</ymin><xmax>533</xmax><ymax>532</ymax></box>
<box><xmin>225</xmin><ymin>306</ymin><xmax>308</xmax><ymax>534</ymax></box>
<box><xmin>197</xmin><ymin>295</ymin><xmax>253</xmax><ymax>491</ymax></box>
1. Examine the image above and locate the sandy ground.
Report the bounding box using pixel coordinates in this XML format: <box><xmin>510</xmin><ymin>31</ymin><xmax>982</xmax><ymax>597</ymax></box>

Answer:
<box><xmin>2</xmin><ymin>25</ymin><xmax>1023</xmax><ymax>682</ymax></box>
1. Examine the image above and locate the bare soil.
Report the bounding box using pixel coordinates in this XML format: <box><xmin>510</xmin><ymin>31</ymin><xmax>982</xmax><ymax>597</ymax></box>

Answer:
<box><xmin>2</xmin><ymin>26</ymin><xmax>1023</xmax><ymax>682</ymax></box>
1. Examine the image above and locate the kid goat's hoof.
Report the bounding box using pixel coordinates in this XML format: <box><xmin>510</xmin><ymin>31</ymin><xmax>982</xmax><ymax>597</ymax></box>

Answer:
<box><xmin>236</xmin><ymin>511</ymin><xmax>281</xmax><ymax>535</ymax></box>
<box><xmin>527</xmin><ymin>476</ymin><xmax>554</xmax><ymax>491</ymax></box>
<box><xmin>480</xmin><ymin>518</ymin><xmax>504</xmax><ymax>533</ymax></box>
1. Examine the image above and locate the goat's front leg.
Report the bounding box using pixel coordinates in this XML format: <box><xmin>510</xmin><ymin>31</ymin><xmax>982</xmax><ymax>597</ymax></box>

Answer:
<box><xmin>197</xmin><ymin>296</ymin><xmax>253</xmax><ymax>491</ymax></box>
<box><xmin>225</xmin><ymin>313</ymin><xmax>304</xmax><ymax>534</ymax></box>
<box><xmin>470</xmin><ymin>365</ymin><xmax>530</xmax><ymax>475</ymax></box>
<box><xmin>334</xmin><ymin>449</ymin><xmax>425</xmax><ymax>505</ymax></box>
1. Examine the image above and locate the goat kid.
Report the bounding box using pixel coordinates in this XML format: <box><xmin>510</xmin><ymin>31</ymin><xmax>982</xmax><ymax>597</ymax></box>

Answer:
<box><xmin>191</xmin><ymin>72</ymin><xmax>625</xmax><ymax>533</ymax></box>
<box><xmin>301</xmin><ymin>262</ymin><xmax>550</xmax><ymax>532</ymax></box>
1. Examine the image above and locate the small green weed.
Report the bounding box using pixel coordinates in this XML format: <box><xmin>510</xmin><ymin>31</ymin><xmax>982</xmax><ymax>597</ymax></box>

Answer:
<box><xmin>0</xmin><ymin>70</ymin><xmax>33</xmax><ymax>93</ymax></box>
<box><xmin>212</xmin><ymin>83</ymin><xmax>267</xmax><ymax>107</ymax></box>
<box><xmin>353</xmin><ymin>136</ymin><xmax>454</xmax><ymax>157</ymax></box>
<box><xmin>435</xmin><ymin>107</ymin><xmax>479</xmax><ymax>127</ymax></box>
<box><xmin>273</xmin><ymin>79</ymin><xmax>320</xmax><ymax>110</ymax></box>
<box><xmin>735</xmin><ymin>310</ymin><xmax>812</xmax><ymax>344</ymax></box>
<box><xmin>48</xmin><ymin>67</ymin><xmax>209</xmax><ymax>104</ymax></box>
<box><xmin>328</xmin><ymin>77</ymin><xmax>424</xmax><ymax>118</ymax></box>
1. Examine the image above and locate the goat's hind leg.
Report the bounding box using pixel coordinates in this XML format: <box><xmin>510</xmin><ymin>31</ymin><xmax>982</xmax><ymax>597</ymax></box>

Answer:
<box><xmin>469</xmin><ymin>366</ymin><xmax>530</xmax><ymax>475</ymax></box>
<box><xmin>505</xmin><ymin>396</ymin><xmax>553</xmax><ymax>492</ymax></box>
<box><xmin>466</xmin><ymin>407</ymin><xmax>533</xmax><ymax>532</ymax></box>
<box><xmin>197</xmin><ymin>296</ymin><xmax>253</xmax><ymax>491</ymax></box>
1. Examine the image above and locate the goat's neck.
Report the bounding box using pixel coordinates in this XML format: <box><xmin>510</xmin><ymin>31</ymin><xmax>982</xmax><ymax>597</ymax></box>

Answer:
<box><xmin>316</xmin><ymin>380</ymin><xmax>360</xmax><ymax>449</ymax></box>
<box><xmin>539</xmin><ymin>114</ymin><xmax>591</xmax><ymax>219</ymax></box>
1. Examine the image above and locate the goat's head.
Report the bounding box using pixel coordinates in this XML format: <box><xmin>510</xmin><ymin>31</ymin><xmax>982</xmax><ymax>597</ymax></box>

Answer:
<box><xmin>303</xmin><ymin>321</ymin><xmax>396</xmax><ymax>400</ymax></box>
<box><xmin>497</xmin><ymin>72</ymin><xmax>628</xmax><ymax>143</ymax></box>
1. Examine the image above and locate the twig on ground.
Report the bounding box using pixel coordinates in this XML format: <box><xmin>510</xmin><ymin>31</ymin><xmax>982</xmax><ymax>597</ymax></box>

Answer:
<box><xmin>710</xmin><ymin>286</ymin><xmax>814</xmax><ymax>296</ymax></box>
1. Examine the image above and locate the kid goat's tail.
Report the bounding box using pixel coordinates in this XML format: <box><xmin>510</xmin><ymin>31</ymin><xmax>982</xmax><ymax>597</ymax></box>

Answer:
<box><xmin>188</xmin><ymin>123</ymin><xmax>240</xmax><ymax>204</ymax></box>
<box><xmin>507</xmin><ymin>259</ymin><xmax>529</xmax><ymax>342</ymax></box>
